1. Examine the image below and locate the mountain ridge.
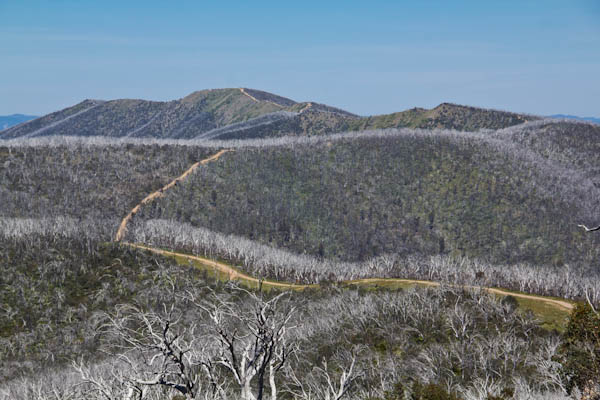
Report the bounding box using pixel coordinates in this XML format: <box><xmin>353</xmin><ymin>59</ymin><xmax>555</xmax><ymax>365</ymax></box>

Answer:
<box><xmin>0</xmin><ymin>88</ymin><xmax>540</xmax><ymax>140</ymax></box>
<box><xmin>549</xmin><ymin>114</ymin><xmax>600</xmax><ymax>125</ymax></box>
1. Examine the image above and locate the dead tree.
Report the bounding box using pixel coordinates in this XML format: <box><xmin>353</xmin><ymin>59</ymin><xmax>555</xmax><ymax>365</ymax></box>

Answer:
<box><xmin>285</xmin><ymin>348</ymin><xmax>361</xmax><ymax>400</ymax></box>
<box><xmin>579</xmin><ymin>223</ymin><xmax>600</xmax><ymax>312</ymax></box>
<box><xmin>192</xmin><ymin>287</ymin><xmax>297</xmax><ymax>400</ymax></box>
<box><xmin>578</xmin><ymin>224</ymin><xmax>600</xmax><ymax>232</ymax></box>
<box><xmin>96</xmin><ymin>303</ymin><xmax>224</xmax><ymax>400</ymax></box>
<box><xmin>72</xmin><ymin>284</ymin><xmax>298</xmax><ymax>400</ymax></box>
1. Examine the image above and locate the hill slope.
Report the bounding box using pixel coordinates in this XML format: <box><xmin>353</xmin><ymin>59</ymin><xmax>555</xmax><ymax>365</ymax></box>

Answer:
<box><xmin>495</xmin><ymin>120</ymin><xmax>600</xmax><ymax>186</ymax></box>
<box><xmin>0</xmin><ymin>89</ymin><xmax>294</xmax><ymax>140</ymax></box>
<box><xmin>0</xmin><ymin>89</ymin><xmax>538</xmax><ymax>140</ymax></box>
<box><xmin>0</xmin><ymin>143</ymin><xmax>218</xmax><ymax>234</ymax></box>
<box><xmin>130</xmin><ymin>122</ymin><xmax>600</xmax><ymax>269</ymax></box>
<box><xmin>347</xmin><ymin>103</ymin><xmax>536</xmax><ymax>131</ymax></box>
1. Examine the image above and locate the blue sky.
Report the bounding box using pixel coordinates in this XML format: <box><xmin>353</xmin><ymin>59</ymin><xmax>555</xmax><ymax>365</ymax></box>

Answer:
<box><xmin>1</xmin><ymin>1</ymin><xmax>599</xmax><ymax>116</ymax></box>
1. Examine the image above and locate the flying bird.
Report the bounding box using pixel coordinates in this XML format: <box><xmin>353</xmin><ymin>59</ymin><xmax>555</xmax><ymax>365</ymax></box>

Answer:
<box><xmin>578</xmin><ymin>224</ymin><xmax>600</xmax><ymax>232</ymax></box>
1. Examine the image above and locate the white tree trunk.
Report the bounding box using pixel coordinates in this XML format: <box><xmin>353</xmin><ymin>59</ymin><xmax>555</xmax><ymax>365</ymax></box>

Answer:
<box><xmin>269</xmin><ymin>362</ymin><xmax>277</xmax><ymax>400</ymax></box>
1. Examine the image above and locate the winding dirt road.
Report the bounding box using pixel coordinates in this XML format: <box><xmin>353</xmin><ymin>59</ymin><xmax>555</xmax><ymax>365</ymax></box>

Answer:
<box><xmin>125</xmin><ymin>244</ymin><xmax>573</xmax><ymax>312</ymax></box>
<box><xmin>114</xmin><ymin>147</ymin><xmax>574</xmax><ymax>315</ymax></box>
<box><xmin>350</xmin><ymin>278</ymin><xmax>573</xmax><ymax>311</ymax></box>
<box><xmin>114</xmin><ymin>149</ymin><xmax>232</xmax><ymax>242</ymax></box>
<box><xmin>125</xmin><ymin>243</ymin><xmax>313</xmax><ymax>289</ymax></box>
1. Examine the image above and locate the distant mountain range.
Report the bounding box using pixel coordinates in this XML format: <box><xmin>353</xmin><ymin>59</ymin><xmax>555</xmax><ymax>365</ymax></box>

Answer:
<box><xmin>549</xmin><ymin>114</ymin><xmax>600</xmax><ymax>125</ymax></box>
<box><xmin>0</xmin><ymin>88</ymin><xmax>538</xmax><ymax>140</ymax></box>
<box><xmin>0</xmin><ymin>114</ymin><xmax>37</xmax><ymax>131</ymax></box>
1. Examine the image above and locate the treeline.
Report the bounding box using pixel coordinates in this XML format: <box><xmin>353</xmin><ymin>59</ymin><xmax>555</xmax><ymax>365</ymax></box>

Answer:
<box><xmin>132</xmin><ymin>125</ymin><xmax>600</xmax><ymax>268</ymax></box>
<box><xmin>129</xmin><ymin>219</ymin><xmax>600</xmax><ymax>305</ymax></box>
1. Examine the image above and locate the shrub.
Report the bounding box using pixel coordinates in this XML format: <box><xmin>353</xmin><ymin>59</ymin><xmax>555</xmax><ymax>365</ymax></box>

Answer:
<box><xmin>559</xmin><ymin>302</ymin><xmax>600</xmax><ymax>392</ymax></box>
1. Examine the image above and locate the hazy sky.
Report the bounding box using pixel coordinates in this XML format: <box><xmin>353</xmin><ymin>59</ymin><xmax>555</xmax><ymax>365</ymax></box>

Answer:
<box><xmin>1</xmin><ymin>1</ymin><xmax>599</xmax><ymax>117</ymax></box>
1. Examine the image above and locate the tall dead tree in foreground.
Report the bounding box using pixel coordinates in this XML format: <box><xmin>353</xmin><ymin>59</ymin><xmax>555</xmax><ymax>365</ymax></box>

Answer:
<box><xmin>79</xmin><ymin>285</ymin><xmax>300</xmax><ymax>400</ymax></box>
<box><xmin>82</xmin><ymin>303</ymin><xmax>218</xmax><ymax>400</ymax></box>
<box><xmin>192</xmin><ymin>288</ymin><xmax>297</xmax><ymax>400</ymax></box>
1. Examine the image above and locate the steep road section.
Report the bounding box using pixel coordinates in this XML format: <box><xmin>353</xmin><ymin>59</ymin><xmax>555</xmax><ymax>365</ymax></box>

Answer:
<box><xmin>114</xmin><ymin>149</ymin><xmax>232</xmax><ymax>241</ymax></box>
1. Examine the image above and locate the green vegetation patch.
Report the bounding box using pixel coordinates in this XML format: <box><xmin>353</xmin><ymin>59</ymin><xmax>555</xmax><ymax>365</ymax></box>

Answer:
<box><xmin>137</xmin><ymin>133</ymin><xmax>599</xmax><ymax>267</ymax></box>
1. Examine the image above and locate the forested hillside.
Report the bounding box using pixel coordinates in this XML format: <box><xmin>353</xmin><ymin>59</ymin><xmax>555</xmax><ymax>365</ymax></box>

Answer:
<box><xmin>345</xmin><ymin>102</ymin><xmax>537</xmax><ymax>132</ymax></box>
<box><xmin>0</xmin><ymin>222</ymin><xmax>575</xmax><ymax>399</ymax></box>
<box><xmin>0</xmin><ymin>223</ymin><xmax>193</xmax><ymax>381</ymax></box>
<box><xmin>195</xmin><ymin>103</ymin><xmax>538</xmax><ymax>140</ymax></box>
<box><xmin>495</xmin><ymin>120</ymin><xmax>600</xmax><ymax>186</ymax></box>
<box><xmin>131</xmin><ymin>124</ymin><xmax>600</xmax><ymax>269</ymax></box>
<box><xmin>0</xmin><ymin>143</ymin><xmax>217</xmax><ymax>235</ymax></box>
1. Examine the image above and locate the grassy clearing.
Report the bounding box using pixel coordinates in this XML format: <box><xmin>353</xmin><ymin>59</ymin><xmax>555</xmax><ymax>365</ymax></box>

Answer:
<box><xmin>485</xmin><ymin>286</ymin><xmax>574</xmax><ymax>332</ymax></box>
<box><xmin>511</xmin><ymin>295</ymin><xmax>571</xmax><ymax>332</ymax></box>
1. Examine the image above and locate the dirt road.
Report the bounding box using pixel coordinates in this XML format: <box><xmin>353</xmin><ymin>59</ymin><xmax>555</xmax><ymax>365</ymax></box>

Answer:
<box><xmin>114</xmin><ymin>149</ymin><xmax>232</xmax><ymax>242</ymax></box>
<box><xmin>239</xmin><ymin>88</ymin><xmax>284</xmax><ymax>108</ymax></box>
<box><xmin>350</xmin><ymin>278</ymin><xmax>573</xmax><ymax>311</ymax></box>
<box><xmin>126</xmin><ymin>243</ymin><xmax>573</xmax><ymax>312</ymax></box>
<box><xmin>125</xmin><ymin>243</ymin><xmax>312</xmax><ymax>289</ymax></box>
<box><xmin>299</xmin><ymin>102</ymin><xmax>313</xmax><ymax>113</ymax></box>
